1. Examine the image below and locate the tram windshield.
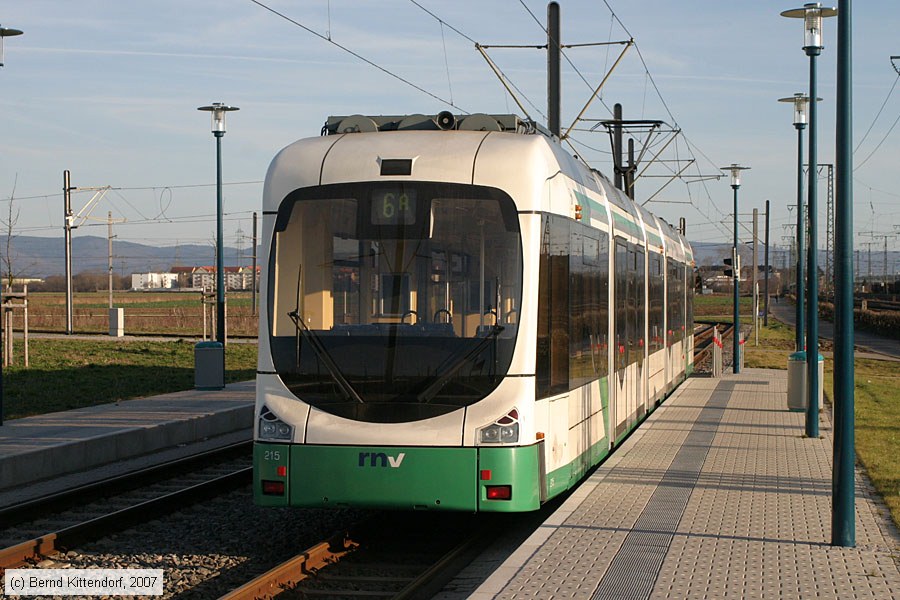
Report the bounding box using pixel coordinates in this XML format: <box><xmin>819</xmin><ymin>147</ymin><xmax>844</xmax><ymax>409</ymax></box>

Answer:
<box><xmin>269</xmin><ymin>182</ymin><xmax>522</xmax><ymax>423</ymax></box>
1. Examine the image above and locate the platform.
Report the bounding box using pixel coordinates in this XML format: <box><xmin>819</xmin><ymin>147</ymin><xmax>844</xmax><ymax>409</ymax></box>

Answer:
<box><xmin>0</xmin><ymin>381</ymin><xmax>254</xmax><ymax>504</ymax></box>
<box><xmin>471</xmin><ymin>369</ymin><xmax>900</xmax><ymax>599</ymax></box>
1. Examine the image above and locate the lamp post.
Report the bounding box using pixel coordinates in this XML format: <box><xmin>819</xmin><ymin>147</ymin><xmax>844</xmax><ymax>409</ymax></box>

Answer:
<box><xmin>197</xmin><ymin>103</ymin><xmax>239</xmax><ymax>349</ymax></box>
<box><xmin>721</xmin><ymin>164</ymin><xmax>750</xmax><ymax>374</ymax></box>
<box><xmin>0</xmin><ymin>24</ymin><xmax>23</xmax><ymax>426</ymax></box>
<box><xmin>832</xmin><ymin>0</ymin><xmax>854</xmax><ymax>549</ymax></box>
<box><xmin>782</xmin><ymin>2</ymin><xmax>836</xmax><ymax>440</ymax></box>
<box><xmin>778</xmin><ymin>93</ymin><xmax>816</xmax><ymax>352</ymax></box>
<box><xmin>0</xmin><ymin>24</ymin><xmax>24</xmax><ymax>68</ymax></box>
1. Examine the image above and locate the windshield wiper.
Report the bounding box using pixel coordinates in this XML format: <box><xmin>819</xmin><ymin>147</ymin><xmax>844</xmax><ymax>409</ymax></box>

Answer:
<box><xmin>288</xmin><ymin>310</ymin><xmax>364</xmax><ymax>404</ymax></box>
<box><xmin>416</xmin><ymin>325</ymin><xmax>504</xmax><ymax>403</ymax></box>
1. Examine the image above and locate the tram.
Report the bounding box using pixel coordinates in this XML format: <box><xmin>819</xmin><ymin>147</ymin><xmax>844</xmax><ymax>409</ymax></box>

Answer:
<box><xmin>254</xmin><ymin>112</ymin><xmax>694</xmax><ymax>512</ymax></box>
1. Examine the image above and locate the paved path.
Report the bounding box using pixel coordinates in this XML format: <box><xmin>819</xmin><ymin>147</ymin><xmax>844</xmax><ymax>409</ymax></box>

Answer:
<box><xmin>471</xmin><ymin>369</ymin><xmax>900</xmax><ymax>599</ymax></box>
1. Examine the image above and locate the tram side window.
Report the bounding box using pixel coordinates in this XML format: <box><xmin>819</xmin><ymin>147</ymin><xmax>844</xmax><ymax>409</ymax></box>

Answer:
<box><xmin>614</xmin><ymin>239</ymin><xmax>628</xmax><ymax>370</ymax></box>
<box><xmin>570</xmin><ymin>224</ymin><xmax>608</xmax><ymax>386</ymax></box>
<box><xmin>536</xmin><ymin>214</ymin><xmax>569</xmax><ymax>398</ymax></box>
<box><xmin>631</xmin><ymin>247</ymin><xmax>645</xmax><ymax>365</ymax></box>
<box><xmin>687</xmin><ymin>266</ymin><xmax>695</xmax><ymax>334</ymax></box>
<box><xmin>648</xmin><ymin>252</ymin><xmax>664</xmax><ymax>354</ymax></box>
<box><xmin>597</xmin><ymin>230</ymin><xmax>610</xmax><ymax>378</ymax></box>
<box><xmin>666</xmin><ymin>258</ymin><xmax>682</xmax><ymax>346</ymax></box>
<box><xmin>679</xmin><ymin>264</ymin><xmax>687</xmax><ymax>338</ymax></box>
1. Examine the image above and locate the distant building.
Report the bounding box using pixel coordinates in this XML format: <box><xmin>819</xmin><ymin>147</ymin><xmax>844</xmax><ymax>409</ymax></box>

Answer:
<box><xmin>131</xmin><ymin>272</ymin><xmax>178</xmax><ymax>290</ymax></box>
<box><xmin>170</xmin><ymin>266</ymin><xmax>196</xmax><ymax>289</ymax></box>
<box><xmin>171</xmin><ymin>265</ymin><xmax>260</xmax><ymax>291</ymax></box>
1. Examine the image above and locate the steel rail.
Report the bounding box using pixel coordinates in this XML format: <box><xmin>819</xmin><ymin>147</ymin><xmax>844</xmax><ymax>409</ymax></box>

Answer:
<box><xmin>218</xmin><ymin>531</ymin><xmax>359</xmax><ymax>600</ymax></box>
<box><xmin>0</xmin><ymin>467</ymin><xmax>251</xmax><ymax>569</ymax></box>
<box><xmin>693</xmin><ymin>323</ymin><xmax>733</xmax><ymax>365</ymax></box>
<box><xmin>219</xmin><ymin>514</ymin><xmax>495</xmax><ymax>600</ymax></box>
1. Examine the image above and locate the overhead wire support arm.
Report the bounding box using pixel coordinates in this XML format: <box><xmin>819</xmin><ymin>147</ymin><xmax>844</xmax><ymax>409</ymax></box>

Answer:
<box><xmin>640</xmin><ymin>160</ymin><xmax>695</xmax><ymax>206</ymax></box>
<box><xmin>562</xmin><ymin>39</ymin><xmax>634</xmax><ymax>141</ymax></box>
<box><xmin>69</xmin><ymin>186</ymin><xmax>113</xmax><ymax>229</ymax></box>
<box><xmin>633</xmin><ymin>129</ymin><xmax>681</xmax><ymax>182</ymax></box>
<box><xmin>475</xmin><ymin>43</ymin><xmax>535</xmax><ymax>123</ymax></box>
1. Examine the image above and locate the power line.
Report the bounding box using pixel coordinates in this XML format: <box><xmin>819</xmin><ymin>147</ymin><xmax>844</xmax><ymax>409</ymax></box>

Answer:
<box><xmin>854</xmin><ymin>109</ymin><xmax>900</xmax><ymax>171</ymax></box>
<box><xmin>1</xmin><ymin>180</ymin><xmax>263</xmax><ymax>204</ymax></box>
<box><xmin>853</xmin><ymin>71</ymin><xmax>899</xmax><ymax>155</ymax></box>
<box><xmin>249</xmin><ymin>0</ymin><xmax>465</xmax><ymax>112</ymax></box>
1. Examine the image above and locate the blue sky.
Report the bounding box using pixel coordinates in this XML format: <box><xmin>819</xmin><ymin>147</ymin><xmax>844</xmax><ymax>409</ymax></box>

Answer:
<box><xmin>1</xmin><ymin>1</ymin><xmax>898</xmax><ymax>265</ymax></box>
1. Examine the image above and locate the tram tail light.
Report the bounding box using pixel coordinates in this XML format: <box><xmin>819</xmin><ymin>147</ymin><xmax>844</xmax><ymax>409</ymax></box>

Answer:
<box><xmin>486</xmin><ymin>485</ymin><xmax>512</xmax><ymax>500</ymax></box>
<box><xmin>262</xmin><ymin>480</ymin><xmax>285</xmax><ymax>496</ymax></box>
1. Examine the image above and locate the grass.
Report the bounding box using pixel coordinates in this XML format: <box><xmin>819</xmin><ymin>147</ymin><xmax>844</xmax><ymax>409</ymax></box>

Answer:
<box><xmin>694</xmin><ymin>293</ymin><xmax>755</xmax><ymax>323</ymax></box>
<box><xmin>3</xmin><ymin>338</ymin><xmax>257</xmax><ymax>420</ymax></box>
<box><xmin>743</xmin><ymin>316</ymin><xmax>900</xmax><ymax>528</ymax></box>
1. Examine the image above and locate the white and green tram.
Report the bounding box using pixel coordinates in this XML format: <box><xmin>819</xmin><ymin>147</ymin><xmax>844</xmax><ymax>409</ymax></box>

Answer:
<box><xmin>254</xmin><ymin>113</ymin><xmax>694</xmax><ymax>512</ymax></box>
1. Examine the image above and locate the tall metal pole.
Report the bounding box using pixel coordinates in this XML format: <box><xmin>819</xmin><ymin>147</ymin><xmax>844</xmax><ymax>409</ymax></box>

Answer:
<box><xmin>764</xmin><ymin>200</ymin><xmax>770</xmax><ymax>326</ymax></box>
<box><xmin>547</xmin><ymin>2</ymin><xmax>562</xmax><ymax>137</ymax></box>
<box><xmin>252</xmin><ymin>211</ymin><xmax>258</xmax><ymax>317</ymax></box>
<box><xmin>547</xmin><ymin>2</ymin><xmax>561</xmax><ymax>138</ymax></box>
<box><xmin>733</xmin><ymin>184</ymin><xmax>740</xmax><ymax>374</ymax></box>
<box><xmin>63</xmin><ymin>170</ymin><xmax>74</xmax><ymax>335</ymax></box>
<box><xmin>832</xmin><ymin>0</ymin><xmax>855</xmax><ymax>548</ymax></box>
<box><xmin>613</xmin><ymin>103</ymin><xmax>624</xmax><ymax>191</ymax></box>
<box><xmin>108</xmin><ymin>211</ymin><xmax>114</xmax><ymax>309</ymax></box>
<box><xmin>806</xmin><ymin>40</ymin><xmax>820</xmax><ymax>440</ymax></box>
<box><xmin>795</xmin><ymin>124</ymin><xmax>806</xmax><ymax>351</ymax></box>
<box><xmin>753</xmin><ymin>208</ymin><xmax>759</xmax><ymax>342</ymax></box>
<box><xmin>215</xmin><ymin>132</ymin><xmax>225</xmax><ymax>346</ymax></box>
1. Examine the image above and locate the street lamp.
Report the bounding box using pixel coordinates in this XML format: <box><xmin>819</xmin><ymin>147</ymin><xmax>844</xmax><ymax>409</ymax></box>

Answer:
<box><xmin>778</xmin><ymin>92</ymin><xmax>817</xmax><ymax>353</ymax></box>
<box><xmin>721</xmin><ymin>164</ymin><xmax>750</xmax><ymax>374</ymax></box>
<box><xmin>0</xmin><ymin>25</ymin><xmax>24</xmax><ymax>68</ymax></box>
<box><xmin>782</xmin><ymin>2</ymin><xmax>835</xmax><ymax>440</ymax></box>
<box><xmin>0</xmin><ymin>24</ymin><xmax>22</xmax><ymax>426</ymax></box>
<box><xmin>197</xmin><ymin>103</ymin><xmax>239</xmax><ymax>352</ymax></box>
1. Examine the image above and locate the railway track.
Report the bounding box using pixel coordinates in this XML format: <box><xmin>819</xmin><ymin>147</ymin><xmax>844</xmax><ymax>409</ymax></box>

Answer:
<box><xmin>693</xmin><ymin>322</ymin><xmax>732</xmax><ymax>366</ymax></box>
<box><xmin>0</xmin><ymin>443</ymin><xmax>252</xmax><ymax>570</ymax></box>
<box><xmin>221</xmin><ymin>512</ymin><xmax>500</xmax><ymax>600</ymax></box>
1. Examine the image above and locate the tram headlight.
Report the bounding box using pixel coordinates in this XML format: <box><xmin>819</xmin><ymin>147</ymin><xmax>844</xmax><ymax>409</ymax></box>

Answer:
<box><xmin>258</xmin><ymin>406</ymin><xmax>293</xmax><ymax>441</ymax></box>
<box><xmin>478</xmin><ymin>408</ymin><xmax>520</xmax><ymax>444</ymax></box>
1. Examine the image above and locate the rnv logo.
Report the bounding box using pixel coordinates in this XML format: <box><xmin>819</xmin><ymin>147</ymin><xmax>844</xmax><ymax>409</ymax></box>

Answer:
<box><xmin>358</xmin><ymin>452</ymin><xmax>406</xmax><ymax>468</ymax></box>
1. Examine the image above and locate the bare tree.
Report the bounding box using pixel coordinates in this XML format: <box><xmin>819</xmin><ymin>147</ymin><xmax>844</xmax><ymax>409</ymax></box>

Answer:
<box><xmin>1</xmin><ymin>175</ymin><xmax>37</xmax><ymax>290</ymax></box>
<box><xmin>2</xmin><ymin>176</ymin><xmax>21</xmax><ymax>291</ymax></box>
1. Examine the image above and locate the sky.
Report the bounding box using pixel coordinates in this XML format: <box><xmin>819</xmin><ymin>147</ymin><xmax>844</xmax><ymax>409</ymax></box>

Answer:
<box><xmin>1</xmin><ymin>1</ymin><xmax>899</xmax><ymax>271</ymax></box>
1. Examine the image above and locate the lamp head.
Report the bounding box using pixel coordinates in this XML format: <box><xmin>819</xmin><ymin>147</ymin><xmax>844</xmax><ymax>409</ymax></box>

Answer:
<box><xmin>0</xmin><ymin>25</ymin><xmax>24</xmax><ymax>68</ymax></box>
<box><xmin>781</xmin><ymin>3</ymin><xmax>836</xmax><ymax>54</ymax></box>
<box><xmin>778</xmin><ymin>93</ymin><xmax>821</xmax><ymax>127</ymax></box>
<box><xmin>720</xmin><ymin>164</ymin><xmax>750</xmax><ymax>188</ymax></box>
<box><xmin>197</xmin><ymin>102</ymin><xmax>240</xmax><ymax>134</ymax></box>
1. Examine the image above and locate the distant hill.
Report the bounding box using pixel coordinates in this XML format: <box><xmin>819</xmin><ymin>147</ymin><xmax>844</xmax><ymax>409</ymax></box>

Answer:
<box><xmin>0</xmin><ymin>235</ymin><xmax>259</xmax><ymax>279</ymax></box>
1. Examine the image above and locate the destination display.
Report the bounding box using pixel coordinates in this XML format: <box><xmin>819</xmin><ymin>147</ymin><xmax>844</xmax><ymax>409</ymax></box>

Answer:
<box><xmin>371</xmin><ymin>190</ymin><xmax>416</xmax><ymax>225</ymax></box>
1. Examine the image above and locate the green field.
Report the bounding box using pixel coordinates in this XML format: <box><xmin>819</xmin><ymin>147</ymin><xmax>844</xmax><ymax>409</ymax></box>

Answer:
<box><xmin>2</xmin><ymin>338</ymin><xmax>257</xmax><ymax>420</ymax></box>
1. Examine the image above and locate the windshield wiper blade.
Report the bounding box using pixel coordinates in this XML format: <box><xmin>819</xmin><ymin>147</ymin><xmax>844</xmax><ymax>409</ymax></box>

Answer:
<box><xmin>288</xmin><ymin>310</ymin><xmax>364</xmax><ymax>404</ymax></box>
<box><xmin>416</xmin><ymin>325</ymin><xmax>504</xmax><ymax>404</ymax></box>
